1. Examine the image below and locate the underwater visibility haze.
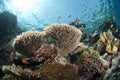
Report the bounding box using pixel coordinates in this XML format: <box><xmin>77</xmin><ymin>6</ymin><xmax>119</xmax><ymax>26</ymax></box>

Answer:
<box><xmin>0</xmin><ymin>0</ymin><xmax>120</xmax><ymax>80</ymax></box>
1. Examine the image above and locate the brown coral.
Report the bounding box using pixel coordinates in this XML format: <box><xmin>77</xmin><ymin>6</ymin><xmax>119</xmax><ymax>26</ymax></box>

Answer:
<box><xmin>75</xmin><ymin>47</ymin><xmax>105</xmax><ymax>79</ymax></box>
<box><xmin>36</xmin><ymin>44</ymin><xmax>58</xmax><ymax>64</ymax></box>
<box><xmin>44</xmin><ymin>24</ymin><xmax>82</xmax><ymax>56</ymax></box>
<box><xmin>41</xmin><ymin>61</ymin><xmax>79</xmax><ymax>80</ymax></box>
<box><xmin>13</xmin><ymin>31</ymin><xmax>45</xmax><ymax>56</ymax></box>
<box><xmin>2</xmin><ymin>64</ymin><xmax>41</xmax><ymax>80</ymax></box>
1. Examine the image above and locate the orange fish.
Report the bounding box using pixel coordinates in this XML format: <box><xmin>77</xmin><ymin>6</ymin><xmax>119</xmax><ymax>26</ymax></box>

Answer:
<box><xmin>33</xmin><ymin>51</ymin><xmax>39</xmax><ymax>56</ymax></box>
<box><xmin>21</xmin><ymin>59</ymin><xmax>29</xmax><ymax>64</ymax></box>
<box><xmin>74</xmin><ymin>18</ymin><xmax>79</xmax><ymax>23</ymax></box>
<box><xmin>83</xmin><ymin>59</ymin><xmax>90</xmax><ymax>64</ymax></box>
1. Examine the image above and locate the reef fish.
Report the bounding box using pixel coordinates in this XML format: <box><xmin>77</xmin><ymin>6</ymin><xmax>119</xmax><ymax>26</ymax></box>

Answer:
<box><xmin>21</xmin><ymin>59</ymin><xmax>30</xmax><ymax>64</ymax></box>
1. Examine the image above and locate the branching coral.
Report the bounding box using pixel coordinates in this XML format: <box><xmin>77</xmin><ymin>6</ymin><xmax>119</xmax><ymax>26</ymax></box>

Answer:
<box><xmin>41</xmin><ymin>61</ymin><xmax>79</xmax><ymax>80</ymax></box>
<box><xmin>75</xmin><ymin>47</ymin><xmax>105</xmax><ymax>79</ymax></box>
<box><xmin>2</xmin><ymin>64</ymin><xmax>41</xmax><ymax>80</ymax></box>
<box><xmin>44</xmin><ymin>24</ymin><xmax>82</xmax><ymax>56</ymax></box>
<box><xmin>13</xmin><ymin>31</ymin><xmax>45</xmax><ymax>56</ymax></box>
<box><xmin>96</xmin><ymin>30</ymin><xmax>119</xmax><ymax>54</ymax></box>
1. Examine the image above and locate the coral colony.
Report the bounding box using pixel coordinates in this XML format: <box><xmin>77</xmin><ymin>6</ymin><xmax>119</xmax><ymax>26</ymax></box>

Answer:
<box><xmin>1</xmin><ymin>23</ymin><xmax>120</xmax><ymax>80</ymax></box>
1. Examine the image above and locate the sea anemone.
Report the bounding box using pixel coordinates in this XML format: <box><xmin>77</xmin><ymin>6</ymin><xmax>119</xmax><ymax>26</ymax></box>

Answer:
<box><xmin>13</xmin><ymin>31</ymin><xmax>45</xmax><ymax>56</ymax></box>
<box><xmin>44</xmin><ymin>24</ymin><xmax>82</xmax><ymax>56</ymax></box>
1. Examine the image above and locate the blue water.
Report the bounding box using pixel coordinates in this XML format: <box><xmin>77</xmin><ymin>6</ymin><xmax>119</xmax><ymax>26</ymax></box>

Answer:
<box><xmin>0</xmin><ymin>0</ymin><xmax>119</xmax><ymax>33</ymax></box>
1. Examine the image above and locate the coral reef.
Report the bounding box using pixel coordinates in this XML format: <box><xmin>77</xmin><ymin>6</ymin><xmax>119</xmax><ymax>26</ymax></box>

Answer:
<box><xmin>2</xmin><ymin>64</ymin><xmax>41</xmax><ymax>80</ymax></box>
<box><xmin>44</xmin><ymin>24</ymin><xmax>82</xmax><ymax>56</ymax></box>
<box><xmin>1</xmin><ymin>22</ymin><xmax>120</xmax><ymax>80</ymax></box>
<box><xmin>13</xmin><ymin>31</ymin><xmax>45</xmax><ymax>56</ymax></box>
<box><xmin>41</xmin><ymin>61</ymin><xmax>79</xmax><ymax>80</ymax></box>
<box><xmin>74</xmin><ymin>47</ymin><xmax>105</xmax><ymax>80</ymax></box>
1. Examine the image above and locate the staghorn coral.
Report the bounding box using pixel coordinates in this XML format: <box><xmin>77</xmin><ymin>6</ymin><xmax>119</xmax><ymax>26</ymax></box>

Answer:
<box><xmin>2</xmin><ymin>74</ymin><xmax>22</xmax><ymax>80</ymax></box>
<box><xmin>2</xmin><ymin>64</ymin><xmax>41</xmax><ymax>80</ymax></box>
<box><xmin>75</xmin><ymin>47</ymin><xmax>105</xmax><ymax>80</ymax></box>
<box><xmin>44</xmin><ymin>24</ymin><xmax>82</xmax><ymax>56</ymax></box>
<box><xmin>41</xmin><ymin>61</ymin><xmax>79</xmax><ymax>80</ymax></box>
<box><xmin>13</xmin><ymin>31</ymin><xmax>45</xmax><ymax>56</ymax></box>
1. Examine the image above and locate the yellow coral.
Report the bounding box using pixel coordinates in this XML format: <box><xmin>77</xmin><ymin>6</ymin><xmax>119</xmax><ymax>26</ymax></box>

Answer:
<box><xmin>98</xmin><ymin>30</ymin><xmax>118</xmax><ymax>54</ymax></box>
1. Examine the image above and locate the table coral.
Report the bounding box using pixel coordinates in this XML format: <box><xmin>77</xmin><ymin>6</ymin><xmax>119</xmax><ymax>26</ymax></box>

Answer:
<box><xmin>13</xmin><ymin>31</ymin><xmax>45</xmax><ymax>56</ymax></box>
<box><xmin>44</xmin><ymin>24</ymin><xmax>82</xmax><ymax>56</ymax></box>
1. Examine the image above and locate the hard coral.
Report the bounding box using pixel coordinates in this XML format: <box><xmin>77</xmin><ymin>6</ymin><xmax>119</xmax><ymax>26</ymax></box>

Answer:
<box><xmin>75</xmin><ymin>47</ymin><xmax>105</xmax><ymax>79</ymax></box>
<box><xmin>97</xmin><ymin>30</ymin><xmax>118</xmax><ymax>54</ymax></box>
<box><xmin>13</xmin><ymin>31</ymin><xmax>45</xmax><ymax>56</ymax></box>
<box><xmin>36</xmin><ymin>44</ymin><xmax>58</xmax><ymax>64</ymax></box>
<box><xmin>41</xmin><ymin>61</ymin><xmax>79</xmax><ymax>80</ymax></box>
<box><xmin>44</xmin><ymin>24</ymin><xmax>82</xmax><ymax>56</ymax></box>
<box><xmin>2</xmin><ymin>64</ymin><xmax>41</xmax><ymax>80</ymax></box>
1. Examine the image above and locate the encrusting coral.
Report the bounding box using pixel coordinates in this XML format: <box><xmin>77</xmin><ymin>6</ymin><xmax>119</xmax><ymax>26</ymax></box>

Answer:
<box><xmin>2</xmin><ymin>64</ymin><xmax>41</xmax><ymax>80</ymax></box>
<box><xmin>44</xmin><ymin>24</ymin><xmax>82</xmax><ymax>56</ymax></box>
<box><xmin>74</xmin><ymin>47</ymin><xmax>105</xmax><ymax>79</ymax></box>
<box><xmin>13</xmin><ymin>31</ymin><xmax>45</xmax><ymax>56</ymax></box>
<box><xmin>41</xmin><ymin>60</ymin><xmax>79</xmax><ymax>80</ymax></box>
